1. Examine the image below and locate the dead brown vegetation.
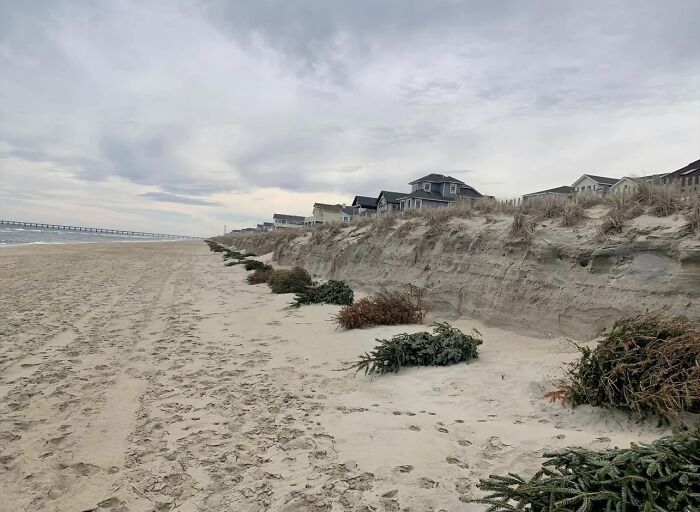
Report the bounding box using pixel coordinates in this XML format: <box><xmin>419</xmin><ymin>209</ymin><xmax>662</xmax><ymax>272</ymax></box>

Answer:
<box><xmin>334</xmin><ymin>286</ymin><xmax>425</xmax><ymax>330</ymax></box>
<box><xmin>552</xmin><ymin>313</ymin><xmax>700</xmax><ymax>423</ymax></box>
<box><xmin>247</xmin><ymin>268</ymin><xmax>273</xmax><ymax>285</ymax></box>
<box><xmin>508</xmin><ymin>212</ymin><xmax>535</xmax><ymax>245</ymax></box>
<box><xmin>268</xmin><ymin>267</ymin><xmax>313</xmax><ymax>294</ymax></box>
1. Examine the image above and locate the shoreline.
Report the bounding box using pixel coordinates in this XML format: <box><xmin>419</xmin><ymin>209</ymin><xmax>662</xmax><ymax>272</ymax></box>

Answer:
<box><xmin>0</xmin><ymin>241</ymin><xmax>672</xmax><ymax>511</ymax></box>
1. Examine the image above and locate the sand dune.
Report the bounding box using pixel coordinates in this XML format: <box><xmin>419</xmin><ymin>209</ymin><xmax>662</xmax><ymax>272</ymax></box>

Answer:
<box><xmin>0</xmin><ymin>242</ymin><xmax>670</xmax><ymax>511</ymax></box>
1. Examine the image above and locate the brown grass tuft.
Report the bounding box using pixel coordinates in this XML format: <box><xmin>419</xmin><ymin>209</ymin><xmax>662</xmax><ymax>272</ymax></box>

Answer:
<box><xmin>334</xmin><ymin>286</ymin><xmax>425</xmax><ymax>330</ymax></box>
<box><xmin>687</xmin><ymin>194</ymin><xmax>700</xmax><ymax>232</ymax></box>
<box><xmin>508</xmin><ymin>212</ymin><xmax>535</xmax><ymax>244</ymax></box>
<box><xmin>247</xmin><ymin>268</ymin><xmax>273</xmax><ymax>285</ymax></box>
<box><xmin>633</xmin><ymin>181</ymin><xmax>685</xmax><ymax>216</ymax></box>
<box><xmin>561</xmin><ymin>201</ymin><xmax>586</xmax><ymax>226</ymax></box>
<box><xmin>268</xmin><ymin>267</ymin><xmax>313</xmax><ymax>294</ymax></box>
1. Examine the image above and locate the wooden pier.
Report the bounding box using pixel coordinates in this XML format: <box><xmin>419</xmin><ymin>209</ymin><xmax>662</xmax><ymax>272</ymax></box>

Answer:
<box><xmin>0</xmin><ymin>220</ymin><xmax>200</xmax><ymax>239</ymax></box>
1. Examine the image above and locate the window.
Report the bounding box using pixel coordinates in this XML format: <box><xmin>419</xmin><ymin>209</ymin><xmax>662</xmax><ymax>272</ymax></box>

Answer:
<box><xmin>423</xmin><ymin>183</ymin><xmax>431</xmax><ymax>191</ymax></box>
<box><xmin>400</xmin><ymin>200</ymin><xmax>404</xmax><ymax>210</ymax></box>
<box><xmin>415</xmin><ymin>199</ymin><xmax>422</xmax><ymax>208</ymax></box>
<box><xmin>450</xmin><ymin>183</ymin><xmax>457</xmax><ymax>194</ymax></box>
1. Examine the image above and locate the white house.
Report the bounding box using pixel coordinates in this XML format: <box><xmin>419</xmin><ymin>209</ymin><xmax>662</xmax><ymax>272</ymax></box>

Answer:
<box><xmin>273</xmin><ymin>213</ymin><xmax>305</xmax><ymax>229</ymax></box>
<box><xmin>571</xmin><ymin>174</ymin><xmax>619</xmax><ymax>197</ymax></box>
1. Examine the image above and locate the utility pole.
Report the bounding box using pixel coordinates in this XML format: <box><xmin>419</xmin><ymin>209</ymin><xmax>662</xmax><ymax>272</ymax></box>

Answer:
<box><xmin>224</xmin><ymin>225</ymin><xmax>227</xmax><ymax>235</ymax></box>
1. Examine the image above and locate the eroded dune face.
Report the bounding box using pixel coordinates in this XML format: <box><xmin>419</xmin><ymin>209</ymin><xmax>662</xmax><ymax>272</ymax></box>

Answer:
<box><xmin>229</xmin><ymin>212</ymin><xmax>699</xmax><ymax>339</ymax></box>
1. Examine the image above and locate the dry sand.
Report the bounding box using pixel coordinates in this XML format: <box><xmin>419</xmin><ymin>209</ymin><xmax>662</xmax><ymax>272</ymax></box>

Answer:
<box><xmin>0</xmin><ymin>241</ymin><xmax>671</xmax><ymax>511</ymax></box>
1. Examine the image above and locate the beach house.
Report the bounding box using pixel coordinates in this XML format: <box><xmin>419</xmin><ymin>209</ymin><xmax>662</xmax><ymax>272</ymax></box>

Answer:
<box><xmin>398</xmin><ymin>174</ymin><xmax>485</xmax><ymax>211</ymax></box>
<box><xmin>660</xmin><ymin>158</ymin><xmax>700</xmax><ymax>195</ymax></box>
<box><xmin>609</xmin><ymin>174</ymin><xmax>667</xmax><ymax>195</ymax></box>
<box><xmin>304</xmin><ymin>203</ymin><xmax>345</xmax><ymax>226</ymax></box>
<box><xmin>272</xmin><ymin>213</ymin><xmax>305</xmax><ymax>230</ymax></box>
<box><xmin>376</xmin><ymin>191</ymin><xmax>404</xmax><ymax>215</ymax></box>
<box><xmin>521</xmin><ymin>185</ymin><xmax>573</xmax><ymax>203</ymax></box>
<box><xmin>351</xmin><ymin>196</ymin><xmax>378</xmax><ymax>217</ymax></box>
<box><xmin>571</xmin><ymin>174</ymin><xmax>619</xmax><ymax>197</ymax></box>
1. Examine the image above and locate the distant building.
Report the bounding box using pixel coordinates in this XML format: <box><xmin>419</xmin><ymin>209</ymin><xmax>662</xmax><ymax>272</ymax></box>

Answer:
<box><xmin>660</xmin><ymin>158</ymin><xmax>699</xmax><ymax>195</ymax></box>
<box><xmin>304</xmin><ymin>203</ymin><xmax>345</xmax><ymax>226</ymax></box>
<box><xmin>398</xmin><ymin>173</ymin><xmax>486</xmax><ymax>211</ymax></box>
<box><xmin>376</xmin><ymin>191</ymin><xmax>404</xmax><ymax>215</ymax></box>
<box><xmin>571</xmin><ymin>174</ymin><xmax>619</xmax><ymax>197</ymax></box>
<box><xmin>273</xmin><ymin>213</ymin><xmax>305</xmax><ymax>229</ymax></box>
<box><xmin>609</xmin><ymin>174</ymin><xmax>666</xmax><ymax>195</ymax></box>
<box><xmin>255</xmin><ymin>222</ymin><xmax>274</xmax><ymax>232</ymax></box>
<box><xmin>521</xmin><ymin>185</ymin><xmax>573</xmax><ymax>203</ymax></box>
<box><xmin>340</xmin><ymin>206</ymin><xmax>353</xmax><ymax>222</ymax></box>
<box><xmin>351</xmin><ymin>196</ymin><xmax>378</xmax><ymax>217</ymax></box>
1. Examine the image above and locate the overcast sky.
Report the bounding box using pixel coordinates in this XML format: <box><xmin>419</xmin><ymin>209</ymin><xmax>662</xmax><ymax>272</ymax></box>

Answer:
<box><xmin>1</xmin><ymin>1</ymin><xmax>699</xmax><ymax>235</ymax></box>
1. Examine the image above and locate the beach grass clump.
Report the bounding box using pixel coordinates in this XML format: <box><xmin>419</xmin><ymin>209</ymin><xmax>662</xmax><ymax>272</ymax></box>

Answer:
<box><xmin>551</xmin><ymin>313</ymin><xmax>700</xmax><ymax>422</ymax></box>
<box><xmin>688</xmin><ymin>195</ymin><xmax>700</xmax><ymax>232</ymax></box>
<box><xmin>334</xmin><ymin>286</ymin><xmax>425</xmax><ymax>330</ymax></box>
<box><xmin>508</xmin><ymin>212</ymin><xmax>535</xmax><ymax>244</ymax></box>
<box><xmin>268</xmin><ymin>267</ymin><xmax>313</xmax><ymax>294</ymax></box>
<box><xmin>561</xmin><ymin>201</ymin><xmax>586</xmax><ymax>226</ymax></box>
<box><xmin>475</xmin><ymin>428</ymin><xmax>700</xmax><ymax>512</ymax></box>
<box><xmin>243</xmin><ymin>259</ymin><xmax>271</xmax><ymax>271</ymax></box>
<box><xmin>247</xmin><ymin>268</ymin><xmax>273</xmax><ymax>285</ymax></box>
<box><xmin>347</xmin><ymin>322</ymin><xmax>482</xmax><ymax>375</ymax></box>
<box><xmin>633</xmin><ymin>181</ymin><xmax>685</xmax><ymax>216</ymax></box>
<box><xmin>289</xmin><ymin>280</ymin><xmax>354</xmax><ymax>308</ymax></box>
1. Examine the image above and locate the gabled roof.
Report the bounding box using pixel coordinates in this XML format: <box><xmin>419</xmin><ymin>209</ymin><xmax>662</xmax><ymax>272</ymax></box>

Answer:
<box><xmin>572</xmin><ymin>174</ymin><xmax>619</xmax><ymax>186</ymax></box>
<box><xmin>611</xmin><ymin>174</ymin><xmax>668</xmax><ymax>188</ymax></box>
<box><xmin>341</xmin><ymin>207</ymin><xmax>354</xmax><ymax>216</ymax></box>
<box><xmin>377</xmin><ymin>190</ymin><xmax>404</xmax><ymax>203</ymax></box>
<box><xmin>523</xmin><ymin>185</ymin><xmax>574</xmax><ymax>197</ymax></box>
<box><xmin>409</xmin><ymin>173</ymin><xmax>466</xmax><ymax>185</ymax></box>
<box><xmin>351</xmin><ymin>195</ymin><xmax>378</xmax><ymax>208</ymax></box>
<box><xmin>273</xmin><ymin>213</ymin><xmax>305</xmax><ymax>222</ymax></box>
<box><xmin>663</xmin><ymin>158</ymin><xmax>700</xmax><ymax>179</ymax></box>
<box><xmin>460</xmin><ymin>185</ymin><xmax>483</xmax><ymax>198</ymax></box>
<box><xmin>396</xmin><ymin>190</ymin><xmax>453</xmax><ymax>202</ymax></box>
<box><xmin>313</xmin><ymin>203</ymin><xmax>343</xmax><ymax>212</ymax></box>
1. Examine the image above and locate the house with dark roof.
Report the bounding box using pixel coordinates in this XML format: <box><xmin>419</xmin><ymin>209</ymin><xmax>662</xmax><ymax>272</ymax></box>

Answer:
<box><xmin>397</xmin><ymin>173</ymin><xmax>485</xmax><ymax>211</ymax></box>
<box><xmin>571</xmin><ymin>174</ymin><xmax>620</xmax><ymax>197</ymax></box>
<box><xmin>609</xmin><ymin>174</ymin><xmax>667</xmax><ymax>195</ymax></box>
<box><xmin>256</xmin><ymin>222</ymin><xmax>274</xmax><ymax>232</ymax></box>
<box><xmin>659</xmin><ymin>157</ymin><xmax>700</xmax><ymax>195</ymax></box>
<box><xmin>376</xmin><ymin>191</ymin><xmax>404</xmax><ymax>216</ymax></box>
<box><xmin>521</xmin><ymin>185</ymin><xmax>573</xmax><ymax>203</ymax></box>
<box><xmin>272</xmin><ymin>213</ymin><xmax>305</xmax><ymax>230</ymax></box>
<box><xmin>340</xmin><ymin>206</ymin><xmax>353</xmax><ymax>222</ymax></box>
<box><xmin>351</xmin><ymin>196</ymin><xmax>378</xmax><ymax>217</ymax></box>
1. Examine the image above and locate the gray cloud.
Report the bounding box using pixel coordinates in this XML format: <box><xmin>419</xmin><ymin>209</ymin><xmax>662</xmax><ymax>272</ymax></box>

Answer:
<box><xmin>140</xmin><ymin>192</ymin><xmax>222</xmax><ymax>206</ymax></box>
<box><xmin>1</xmin><ymin>0</ymin><xmax>699</xmax><ymax>234</ymax></box>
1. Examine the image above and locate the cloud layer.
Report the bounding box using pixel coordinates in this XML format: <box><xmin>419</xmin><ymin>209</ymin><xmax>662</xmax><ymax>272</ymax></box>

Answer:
<box><xmin>1</xmin><ymin>0</ymin><xmax>698</xmax><ymax>235</ymax></box>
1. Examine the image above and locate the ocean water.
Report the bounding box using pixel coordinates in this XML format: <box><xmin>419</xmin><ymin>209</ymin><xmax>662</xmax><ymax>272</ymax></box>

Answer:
<box><xmin>0</xmin><ymin>226</ymin><xmax>173</xmax><ymax>247</ymax></box>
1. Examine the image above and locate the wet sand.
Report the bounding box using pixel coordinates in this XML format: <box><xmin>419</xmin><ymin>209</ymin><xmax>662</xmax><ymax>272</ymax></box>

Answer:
<box><xmin>0</xmin><ymin>241</ymin><xmax>669</xmax><ymax>511</ymax></box>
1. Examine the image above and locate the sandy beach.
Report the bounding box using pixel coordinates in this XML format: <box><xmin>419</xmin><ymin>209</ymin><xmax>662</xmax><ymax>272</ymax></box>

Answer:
<box><xmin>0</xmin><ymin>241</ymin><xmax>672</xmax><ymax>512</ymax></box>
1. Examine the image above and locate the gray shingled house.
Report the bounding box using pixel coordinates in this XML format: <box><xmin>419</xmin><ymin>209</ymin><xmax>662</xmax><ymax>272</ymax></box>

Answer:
<box><xmin>397</xmin><ymin>174</ymin><xmax>485</xmax><ymax>211</ymax></box>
